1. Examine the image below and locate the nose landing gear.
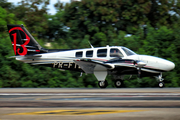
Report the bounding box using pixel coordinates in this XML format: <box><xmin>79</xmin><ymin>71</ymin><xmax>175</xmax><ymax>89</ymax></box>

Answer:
<box><xmin>158</xmin><ymin>82</ymin><xmax>164</xmax><ymax>88</ymax></box>
<box><xmin>155</xmin><ymin>73</ymin><xmax>164</xmax><ymax>88</ymax></box>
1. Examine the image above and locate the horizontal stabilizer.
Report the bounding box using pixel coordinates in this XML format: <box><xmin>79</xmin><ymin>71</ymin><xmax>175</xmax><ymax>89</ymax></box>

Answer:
<box><xmin>9</xmin><ymin>54</ymin><xmax>42</xmax><ymax>58</ymax></box>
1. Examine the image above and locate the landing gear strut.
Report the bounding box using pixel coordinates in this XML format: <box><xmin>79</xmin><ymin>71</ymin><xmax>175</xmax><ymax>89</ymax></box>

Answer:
<box><xmin>114</xmin><ymin>79</ymin><xmax>124</xmax><ymax>88</ymax></box>
<box><xmin>98</xmin><ymin>80</ymin><xmax>108</xmax><ymax>88</ymax></box>
<box><xmin>156</xmin><ymin>73</ymin><xmax>164</xmax><ymax>88</ymax></box>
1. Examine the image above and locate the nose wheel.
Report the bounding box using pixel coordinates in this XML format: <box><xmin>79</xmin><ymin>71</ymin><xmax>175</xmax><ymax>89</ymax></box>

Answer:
<box><xmin>98</xmin><ymin>80</ymin><xmax>108</xmax><ymax>88</ymax></box>
<box><xmin>156</xmin><ymin>73</ymin><xmax>164</xmax><ymax>88</ymax></box>
<box><xmin>159</xmin><ymin>82</ymin><xmax>164</xmax><ymax>88</ymax></box>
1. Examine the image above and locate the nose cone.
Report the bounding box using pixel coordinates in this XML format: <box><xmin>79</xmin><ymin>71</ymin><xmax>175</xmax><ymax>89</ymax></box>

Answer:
<box><xmin>139</xmin><ymin>55</ymin><xmax>175</xmax><ymax>71</ymax></box>
<box><xmin>166</xmin><ymin>61</ymin><xmax>175</xmax><ymax>71</ymax></box>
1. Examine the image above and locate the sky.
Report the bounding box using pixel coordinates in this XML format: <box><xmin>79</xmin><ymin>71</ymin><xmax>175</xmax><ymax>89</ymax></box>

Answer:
<box><xmin>7</xmin><ymin>0</ymin><xmax>70</xmax><ymax>14</ymax></box>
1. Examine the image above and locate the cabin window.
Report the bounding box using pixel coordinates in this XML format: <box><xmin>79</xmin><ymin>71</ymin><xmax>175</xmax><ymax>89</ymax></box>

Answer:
<box><xmin>110</xmin><ymin>48</ymin><xmax>124</xmax><ymax>57</ymax></box>
<box><xmin>76</xmin><ymin>51</ymin><xmax>83</xmax><ymax>57</ymax></box>
<box><xmin>86</xmin><ymin>50</ymin><xmax>93</xmax><ymax>57</ymax></box>
<box><xmin>97</xmin><ymin>49</ymin><xmax>107</xmax><ymax>57</ymax></box>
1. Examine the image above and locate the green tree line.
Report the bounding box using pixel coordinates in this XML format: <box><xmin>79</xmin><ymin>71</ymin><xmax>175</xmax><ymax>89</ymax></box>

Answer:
<box><xmin>0</xmin><ymin>0</ymin><xmax>180</xmax><ymax>88</ymax></box>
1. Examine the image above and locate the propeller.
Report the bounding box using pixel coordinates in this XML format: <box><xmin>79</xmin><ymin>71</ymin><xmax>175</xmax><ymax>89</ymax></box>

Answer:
<box><xmin>138</xmin><ymin>67</ymin><xmax>141</xmax><ymax>78</ymax></box>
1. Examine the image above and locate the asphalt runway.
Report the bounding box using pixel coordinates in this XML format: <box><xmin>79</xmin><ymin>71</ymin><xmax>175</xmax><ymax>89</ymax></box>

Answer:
<box><xmin>0</xmin><ymin>88</ymin><xmax>180</xmax><ymax>120</ymax></box>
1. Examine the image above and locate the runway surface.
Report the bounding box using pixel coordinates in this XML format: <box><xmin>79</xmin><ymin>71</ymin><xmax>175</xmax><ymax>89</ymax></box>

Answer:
<box><xmin>0</xmin><ymin>88</ymin><xmax>180</xmax><ymax>120</ymax></box>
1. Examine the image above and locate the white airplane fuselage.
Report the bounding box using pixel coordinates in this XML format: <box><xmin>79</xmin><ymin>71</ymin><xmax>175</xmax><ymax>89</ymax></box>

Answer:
<box><xmin>7</xmin><ymin>25</ymin><xmax>175</xmax><ymax>88</ymax></box>
<box><xmin>17</xmin><ymin>46</ymin><xmax>175</xmax><ymax>73</ymax></box>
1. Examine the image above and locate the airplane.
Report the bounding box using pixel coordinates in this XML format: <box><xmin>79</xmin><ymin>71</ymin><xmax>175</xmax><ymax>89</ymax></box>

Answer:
<box><xmin>7</xmin><ymin>24</ymin><xmax>175</xmax><ymax>88</ymax></box>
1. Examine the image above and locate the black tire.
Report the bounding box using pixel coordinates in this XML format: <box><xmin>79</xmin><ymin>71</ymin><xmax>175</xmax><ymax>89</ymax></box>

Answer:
<box><xmin>114</xmin><ymin>79</ymin><xmax>123</xmax><ymax>88</ymax></box>
<box><xmin>159</xmin><ymin>82</ymin><xmax>164</xmax><ymax>88</ymax></box>
<box><xmin>98</xmin><ymin>80</ymin><xmax>108</xmax><ymax>88</ymax></box>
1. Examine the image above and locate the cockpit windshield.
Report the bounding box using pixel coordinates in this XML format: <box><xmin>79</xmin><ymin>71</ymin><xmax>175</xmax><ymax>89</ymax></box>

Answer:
<box><xmin>121</xmin><ymin>47</ymin><xmax>136</xmax><ymax>56</ymax></box>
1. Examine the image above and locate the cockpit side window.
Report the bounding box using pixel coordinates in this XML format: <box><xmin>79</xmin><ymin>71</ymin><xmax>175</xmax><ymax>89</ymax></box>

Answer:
<box><xmin>97</xmin><ymin>49</ymin><xmax>107</xmax><ymax>57</ymax></box>
<box><xmin>122</xmin><ymin>47</ymin><xmax>136</xmax><ymax>56</ymax></box>
<box><xmin>110</xmin><ymin>48</ymin><xmax>124</xmax><ymax>57</ymax></box>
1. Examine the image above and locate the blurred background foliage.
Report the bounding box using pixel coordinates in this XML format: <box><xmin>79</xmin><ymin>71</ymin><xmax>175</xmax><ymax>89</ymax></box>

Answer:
<box><xmin>0</xmin><ymin>0</ymin><xmax>180</xmax><ymax>88</ymax></box>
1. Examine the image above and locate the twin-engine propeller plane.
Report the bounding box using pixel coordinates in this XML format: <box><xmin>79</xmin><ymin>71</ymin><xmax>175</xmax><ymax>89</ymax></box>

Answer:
<box><xmin>7</xmin><ymin>24</ymin><xmax>175</xmax><ymax>88</ymax></box>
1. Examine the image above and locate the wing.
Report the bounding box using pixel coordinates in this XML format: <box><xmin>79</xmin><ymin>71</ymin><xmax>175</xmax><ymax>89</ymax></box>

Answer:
<box><xmin>74</xmin><ymin>58</ymin><xmax>115</xmax><ymax>74</ymax></box>
<box><xmin>74</xmin><ymin>58</ymin><xmax>115</xmax><ymax>81</ymax></box>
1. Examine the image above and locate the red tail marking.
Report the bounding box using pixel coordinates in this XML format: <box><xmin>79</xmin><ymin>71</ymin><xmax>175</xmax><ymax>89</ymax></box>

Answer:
<box><xmin>11</xmin><ymin>33</ymin><xmax>17</xmax><ymax>55</ymax></box>
<box><xmin>9</xmin><ymin>27</ymin><xmax>30</xmax><ymax>56</ymax></box>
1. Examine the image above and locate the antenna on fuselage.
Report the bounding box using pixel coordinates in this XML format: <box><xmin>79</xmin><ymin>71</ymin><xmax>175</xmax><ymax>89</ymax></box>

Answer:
<box><xmin>88</xmin><ymin>41</ymin><xmax>94</xmax><ymax>48</ymax></box>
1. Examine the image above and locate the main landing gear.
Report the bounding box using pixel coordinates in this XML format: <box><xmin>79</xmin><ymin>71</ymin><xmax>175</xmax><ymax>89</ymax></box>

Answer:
<box><xmin>98</xmin><ymin>80</ymin><xmax>108</xmax><ymax>88</ymax></box>
<box><xmin>156</xmin><ymin>73</ymin><xmax>164</xmax><ymax>88</ymax></box>
<box><xmin>98</xmin><ymin>79</ymin><xmax>124</xmax><ymax>88</ymax></box>
<box><xmin>114</xmin><ymin>79</ymin><xmax>124</xmax><ymax>88</ymax></box>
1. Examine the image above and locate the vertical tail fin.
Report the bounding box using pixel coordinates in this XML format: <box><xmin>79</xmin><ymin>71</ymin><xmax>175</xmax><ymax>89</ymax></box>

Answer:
<box><xmin>7</xmin><ymin>24</ymin><xmax>46</xmax><ymax>56</ymax></box>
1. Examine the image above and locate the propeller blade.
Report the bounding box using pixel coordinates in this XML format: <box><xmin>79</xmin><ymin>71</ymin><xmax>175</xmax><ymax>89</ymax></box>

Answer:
<box><xmin>138</xmin><ymin>67</ymin><xmax>141</xmax><ymax>78</ymax></box>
